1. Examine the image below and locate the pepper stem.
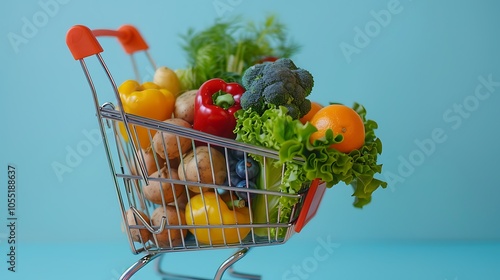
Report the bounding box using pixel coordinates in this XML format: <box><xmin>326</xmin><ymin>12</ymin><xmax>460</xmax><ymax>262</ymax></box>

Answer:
<box><xmin>213</xmin><ymin>90</ymin><xmax>235</xmax><ymax>109</ymax></box>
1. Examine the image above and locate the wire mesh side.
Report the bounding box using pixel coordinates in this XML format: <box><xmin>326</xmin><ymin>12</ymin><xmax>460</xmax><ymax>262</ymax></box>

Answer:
<box><xmin>98</xmin><ymin>106</ymin><xmax>313</xmax><ymax>253</ymax></box>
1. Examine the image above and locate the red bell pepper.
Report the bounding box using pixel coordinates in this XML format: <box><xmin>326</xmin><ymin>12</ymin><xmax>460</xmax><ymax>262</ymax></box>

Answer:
<box><xmin>193</xmin><ymin>78</ymin><xmax>245</xmax><ymax>139</ymax></box>
<box><xmin>256</xmin><ymin>56</ymin><xmax>279</xmax><ymax>64</ymax></box>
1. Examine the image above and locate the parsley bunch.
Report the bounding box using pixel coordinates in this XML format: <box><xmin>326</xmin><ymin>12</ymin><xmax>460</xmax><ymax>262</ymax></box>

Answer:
<box><xmin>175</xmin><ymin>15</ymin><xmax>301</xmax><ymax>91</ymax></box>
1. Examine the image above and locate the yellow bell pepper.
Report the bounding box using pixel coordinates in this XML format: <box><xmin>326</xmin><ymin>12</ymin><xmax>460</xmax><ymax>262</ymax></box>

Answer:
<box><xmin>185</xmin><ymin>192</ymin><xmax>251</xmax><ymax>245</ymax></box>
<box><xmin>117</xmin><ymin>80</ymin><xmax>175</xmax><ymax>149</ymax></box>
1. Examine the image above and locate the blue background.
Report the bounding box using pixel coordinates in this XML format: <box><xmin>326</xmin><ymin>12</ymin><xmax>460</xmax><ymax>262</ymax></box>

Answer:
<box><xmin>1</xmin><ymin>0</ymin><xmax>499</xmax><ymax>279</ymax></box>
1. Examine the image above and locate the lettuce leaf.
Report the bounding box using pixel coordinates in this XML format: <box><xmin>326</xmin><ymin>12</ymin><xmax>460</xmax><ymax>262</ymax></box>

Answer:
<box><xmin>234</xmin><ymin>103</ymin><xmax>386</xmax><ymax>237</ymax></box>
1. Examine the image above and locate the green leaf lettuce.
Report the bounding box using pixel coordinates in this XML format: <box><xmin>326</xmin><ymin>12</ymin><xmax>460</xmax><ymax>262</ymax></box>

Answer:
<box><xmin>234</xmin><ymin>103</ymin><xmax>387</xmax><ymax>238</ymax></box>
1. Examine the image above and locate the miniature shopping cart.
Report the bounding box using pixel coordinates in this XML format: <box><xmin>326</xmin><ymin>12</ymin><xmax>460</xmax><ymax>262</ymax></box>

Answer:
<box><xmin>65</xmin><ymin>24</ymin><xmax>327</xmax><ymax>280</ymax></box>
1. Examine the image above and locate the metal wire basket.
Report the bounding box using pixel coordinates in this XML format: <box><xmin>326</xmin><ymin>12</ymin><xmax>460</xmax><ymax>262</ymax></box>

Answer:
<box><xmin>66</xmin><ymin>24</ymin><xmax>327</xmax><ymax>280</ymax></box>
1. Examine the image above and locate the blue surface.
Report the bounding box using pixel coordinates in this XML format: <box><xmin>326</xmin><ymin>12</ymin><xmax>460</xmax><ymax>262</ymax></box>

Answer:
<box><xmin>4</xmin><ymin>240</ymin><xmax>500</xmax><ymax>279</ymax></box>
<box><xmin>1</xmin><ymin>0</ymin><xmax>500</xmax><ymax>279</ymax></box>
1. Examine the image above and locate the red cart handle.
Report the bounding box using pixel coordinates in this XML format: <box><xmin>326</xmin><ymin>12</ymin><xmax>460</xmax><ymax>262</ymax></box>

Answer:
<box><xmin>66</xmin><ymin>24</ymin><xmax>149</xmax><ymax>60</ymax></box>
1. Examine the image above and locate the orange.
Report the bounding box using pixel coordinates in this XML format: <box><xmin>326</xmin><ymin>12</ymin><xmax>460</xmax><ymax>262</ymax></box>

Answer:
<box><xmin>309</xmin><ymin>104</ymin><xmax>365</xmax><ymax>153</ymax></box>
<box><xmin>300</xmin><ymin>101</ymin><xmax>323</xmax><ymax>124</ymax></box>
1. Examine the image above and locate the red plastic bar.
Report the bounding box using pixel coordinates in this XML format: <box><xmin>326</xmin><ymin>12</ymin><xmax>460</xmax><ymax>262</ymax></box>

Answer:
<box><xmin>94</xmin><ymin>25</ymin><xmax>149</xmax><ymax>54</ymax></box>
<box><xmin>66</xmin><ymin>24</ymin><xmax>149</xmax><ymax>60</ymax></box>
<box><xmin>294</xmin><ymin>179</ymin><xmax>327</xmax><ymax>233</ymax></box>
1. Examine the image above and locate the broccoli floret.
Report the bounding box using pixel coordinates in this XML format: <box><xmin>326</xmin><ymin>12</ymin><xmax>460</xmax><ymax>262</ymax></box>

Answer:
<box><xmin>283</xmin><ymin>104</ymin><xmax>300</xmax><ymax>119</ymax></box>
<box><xmin>293</xmin><ymin>69</ymin><xmax>314</xmax><ymax>94</ymax></box>
<box><xmin>273</xmin><ymin>57</ymin><xmax>297</xmax><ymax>70</ymax></box>
<box><xmin>262</xmin><ymin>67</ymin><xmax>296</xmax><ymax>85</ymax></box>
<box><xmin>240</xmin><ymin>88</ymin><xmax>265</xmax><ymax>114</ymax></box>
<box><xmin>240</xmin><ymin>58</ymin><xmax>314</xmax><ymax>119</ymax></box>
<box><xmin>284</xmin><ymin>80</ymin><xmax>306</xmax><ymax>102</ymax></box>
<box><xmin>263</xmin><ymin>82</ymin><xmax>293</xmax><ymax>104</ymax></box>
<box><xmin>241</xmin><ymin>63</ymin><xmax>267</xmax><ymax>89</ymax></box>
<box><xmin>297</xmin><ymin>98</ymin><xmax>311</xmax><ymax>118</ymax></box>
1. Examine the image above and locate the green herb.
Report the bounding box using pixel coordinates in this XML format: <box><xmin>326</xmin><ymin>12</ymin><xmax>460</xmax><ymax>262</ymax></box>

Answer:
<box><xmin>175</xmin><ymin>15</ymin><xmax>301</xmax><ymax>91</ymax></box>
<box><xmin>234</xmin><ymin>103</ymin><xmax>386</xmax><ymax>237</ymax></box>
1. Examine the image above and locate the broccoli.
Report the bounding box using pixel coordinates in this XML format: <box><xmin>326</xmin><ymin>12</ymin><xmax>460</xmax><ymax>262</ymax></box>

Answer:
<box><xmin>293</xmin><ymin>69</ymin><xmax>314</xmax><ymax>93</ymax></box>
<box><xmin>240</xmin><ymin>58</ymin><xmax>314</xmax><ymax>119</ymax></box>
<box><xmin>241</xmin><ymin>63</ymin><xmax>266</xmax><ymax>89</ymax></box>
<box><xmin>240</xmin><ymin>89</ymin><xmax>265</xmax><ymax>113</ymax></box>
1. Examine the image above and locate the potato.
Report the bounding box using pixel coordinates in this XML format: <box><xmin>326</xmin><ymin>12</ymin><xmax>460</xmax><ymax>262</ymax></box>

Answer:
<box><xmin>170</xmin><ymin>188</ymin><xmax>189</xmax><ymax>210</ymax></box>
<box><xmin>126</xmin><ymin>208</ymin><xmax>151</xmax><ymax>243</ymax></box>
<box><xmin>174</xmin><ymin>89</ymin><xmax>197</xmax><ymax>124</ymax></box>
<box><xmin>166</xmin><ymin>156</ymin><xmax>181</xmax><ymax>170</ymax></box>
<box><xmin>177</xmin><ymin>146</ymin><xmax>227</xmax><ymax>193</ymax></box>
<box><xmin>152</xmin><ymin>118</ymin><xmax>192</xmax><ymax>159</ymax></box>
<box><xmin>150</xmin><ymin>205</ymin><xmax>187</xmax><ymax>248</ymax></box>
<box><xmin>143</xmin><ymin>167</ymin><xmax>184</xmax><ymax>205</ymax></box>
<box><xmin>130</xmin><ymin>148</ymin><xmax>166</xmax><ymax>176</ymax></box>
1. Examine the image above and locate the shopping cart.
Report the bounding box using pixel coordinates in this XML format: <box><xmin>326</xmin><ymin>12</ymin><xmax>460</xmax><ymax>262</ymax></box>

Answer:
<box><xmin>65</xmin><ymin>24</ymin><xmax>327</xmax><ymax>280</ymax></box>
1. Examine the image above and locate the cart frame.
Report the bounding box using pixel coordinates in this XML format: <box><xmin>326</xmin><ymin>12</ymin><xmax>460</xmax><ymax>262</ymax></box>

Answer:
<box><xmin>66</xmin><ymin>24</ymin><xmax>326</xmax><ymax>280</ymax></box>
